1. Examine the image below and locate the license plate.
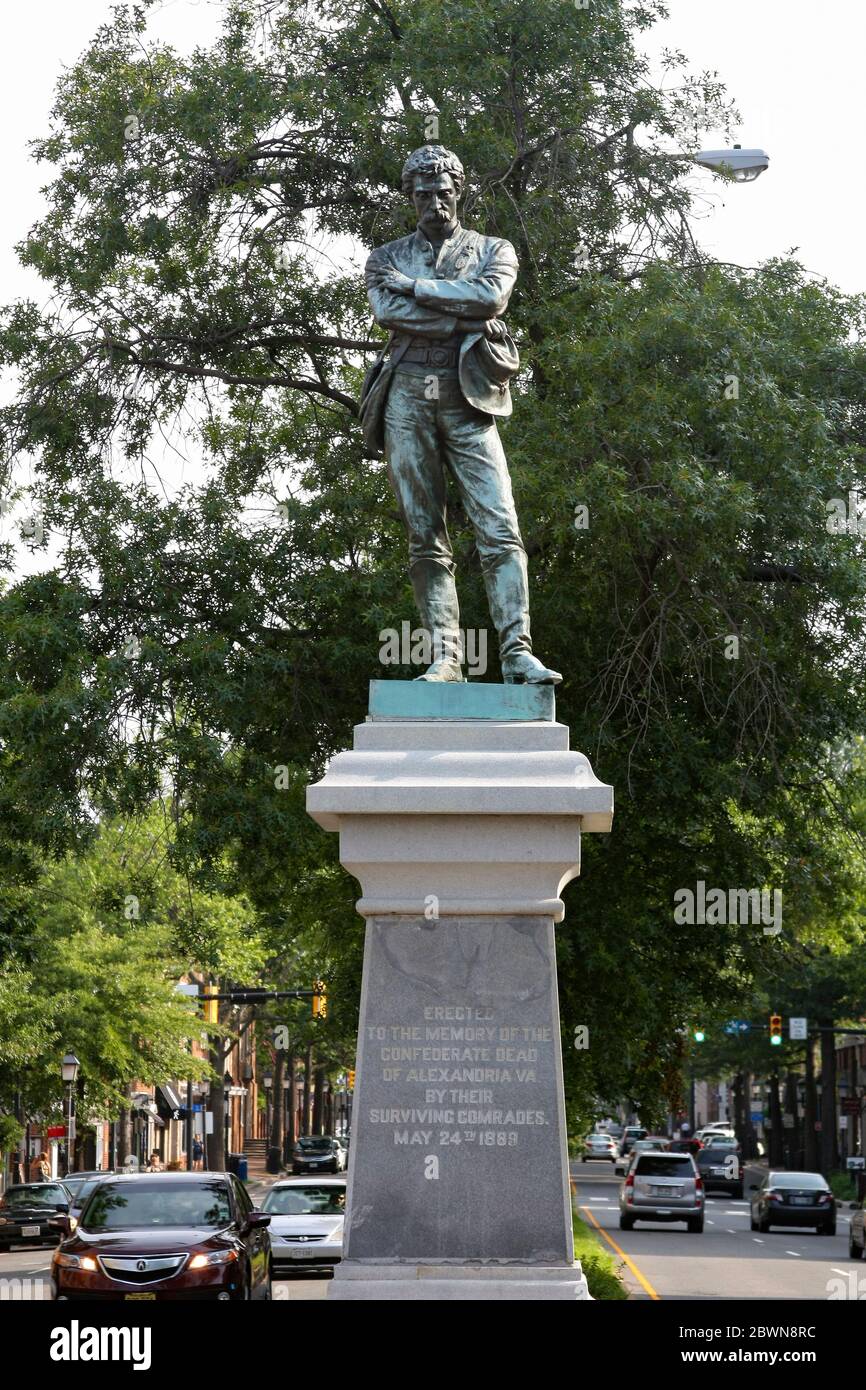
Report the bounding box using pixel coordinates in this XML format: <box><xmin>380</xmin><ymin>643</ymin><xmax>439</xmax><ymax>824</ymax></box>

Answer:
<box><xmin>124</xmin><ymin>1293</ymin><xmax>156</xmax><ymax>1300</ymax></box>
<box><xmin>21</xmin><ymin>1224</ymin><xmax>41</xmax><ymax>1237</ymax></box>
<box><xmin>649</xmin><ymin>1186</ymin><xmax>681</xmax><ymax>1197</ymax></box>
<box><xmin>710</xmin><ymin>1168</ymin><xmax>724</xmax><ymax>1176</ymax></box>
<box><xmin>792</xmin><ymin>1196</ymin><xmax>812</xmax><ymax>1205</ymax></box>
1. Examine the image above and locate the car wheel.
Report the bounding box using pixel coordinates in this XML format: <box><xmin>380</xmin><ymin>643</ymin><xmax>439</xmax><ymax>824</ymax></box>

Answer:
<box><xmin>732</xmin><ymin>1186</ymin><xmax>744</xmax><ymax>1200</ymax></box>
<box><xmin>750</xmin><ymin>1215</ymin><xmax>758</xmax><ymax>1231</ymax></box>
<box><xmin>819</xmin><ymin>1222</ymin><xmax>836</xmax><ymax>1236</ymax></box>
<box><xmin>687</xmin><ymin>1217</ymin><xmax>704</xmax><ymax>1233</ymax></box>
<box><xmin>849</xmin><ymin>1232</ymin><xmax>865</xmax><ymax>1260</ymax></box>
<box><xmin>581</xmin><ymin>1157</ymin><xmax>586</xmax><ymax>1163</ymax></box>
<box><xmin>758</xmin><ymin>1215</ymin><xmax>770</xmax><ymax>1233</ymax></box>
<box><xmin>619</xmin><ymin>1213</ymin><xmax>634</xmax><ymax>1231</ymax></box>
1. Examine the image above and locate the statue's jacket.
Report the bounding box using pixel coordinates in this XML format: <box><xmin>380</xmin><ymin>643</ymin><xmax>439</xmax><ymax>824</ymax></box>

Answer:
<box><xmin>360</xmin><ymin>225</ymin><xmax>519</xmax><ymax>455</ymax></box>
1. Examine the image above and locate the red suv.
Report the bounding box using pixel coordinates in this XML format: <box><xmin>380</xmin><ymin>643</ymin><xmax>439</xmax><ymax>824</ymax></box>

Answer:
<box><xmin>51</xmin><ymin>1172</ymin><xmax>271</xmax><ymax>1301</ymax></box>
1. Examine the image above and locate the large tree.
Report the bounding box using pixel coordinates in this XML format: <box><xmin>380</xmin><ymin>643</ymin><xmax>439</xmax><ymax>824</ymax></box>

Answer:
<box><xmin>2</xmin><ymin>0</ymin><xmax>866</xmax><ymax>1125</ymax></box>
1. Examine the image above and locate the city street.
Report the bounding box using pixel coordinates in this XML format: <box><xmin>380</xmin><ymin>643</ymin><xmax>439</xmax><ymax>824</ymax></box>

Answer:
<box><xmin>571</xmin><ymin>1162</ymin><xmax>863</xmax><ymax>1300</ymax></box>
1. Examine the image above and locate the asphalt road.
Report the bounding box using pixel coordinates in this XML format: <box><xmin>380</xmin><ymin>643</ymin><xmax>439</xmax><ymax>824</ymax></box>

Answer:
<box><xmin>571</xmin><ymin>1160</ymin><xmax>863</xmax><ymax>1300</ymax></box>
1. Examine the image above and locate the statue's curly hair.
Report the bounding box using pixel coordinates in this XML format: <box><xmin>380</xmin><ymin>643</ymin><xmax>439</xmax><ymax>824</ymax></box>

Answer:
<box><xmin>401</xmin><ymin>144</ymin><xmax>465</xmax><ymax>198</ymax></box>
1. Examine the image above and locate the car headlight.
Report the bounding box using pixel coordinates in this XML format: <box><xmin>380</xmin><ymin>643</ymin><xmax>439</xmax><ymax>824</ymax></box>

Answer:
<box><xmin>54</xmin><ymin>1252</ymin><xmax>98</xmax><ymax>1271</ymax></box>
<box><xmin>189</xmin><ymin>1249</ymin><xmax>239</xmax><ymax>1270</ymax></box>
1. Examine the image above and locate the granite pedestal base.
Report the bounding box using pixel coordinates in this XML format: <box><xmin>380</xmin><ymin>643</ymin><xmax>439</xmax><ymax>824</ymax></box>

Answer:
<box><xmin>305</xmin><ymin>685</ymin><xmax>613</xmax><ymax>1301</ymax></box>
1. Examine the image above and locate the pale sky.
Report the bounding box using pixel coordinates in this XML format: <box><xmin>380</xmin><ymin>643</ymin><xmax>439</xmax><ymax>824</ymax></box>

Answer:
<box><xmin>0</xmin><ymin>0</ymin><xmax>862</xmax><ymax>303</ymax></box>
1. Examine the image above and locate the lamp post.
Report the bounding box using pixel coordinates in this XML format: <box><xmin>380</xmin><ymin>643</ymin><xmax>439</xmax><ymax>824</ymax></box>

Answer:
<box><xmin>61</xmin><ymin>1053</ymin><xmax>80</xmax><ymax>1176</ymax></box>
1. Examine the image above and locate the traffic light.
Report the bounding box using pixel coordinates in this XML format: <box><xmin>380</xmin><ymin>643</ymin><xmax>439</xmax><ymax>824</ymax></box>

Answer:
<box><xmin>312</xmin><ymin>981</ymin><xmax>327</xmax><ymax>1019</ymax></box>
<box><xmin>769</xmin><ymin>1013</ymin><xmax>783</xmax><ymax>1045</ymax></box>
<box><xmin>347</xmin><ymin>1069</ymin><xmax>355</xmax><ymax>1091</ymax></box>
<box><xmin>693</xmin><ymin>1030</ymin><xmax>706</xmax><ymax>1043</ymax></box>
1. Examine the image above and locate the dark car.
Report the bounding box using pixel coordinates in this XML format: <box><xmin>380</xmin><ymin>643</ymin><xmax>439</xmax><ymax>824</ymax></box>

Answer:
<box><xmin>849</xmin><ymin>1195</ymin><xmax>865</xmax><ymax>1260</ymax></box>
<box><xmin>668</xmin><ymin>1138</ymin><xmax>704</xmax><ymax>1157</ymax></box>
<box><xmin>0</xmin><ymin>1183</ymin><xmax>70</xmax><ymax>1250</ymax></box>
<box><xmin>292</xmin><ymin>1136</ymin><xmax>344</xmax><ymax>1174</ymax></box>
<box><xmin>750</xmin><ymin>1172</ymin><xmax>836</xmax><ymax>1235</ymax></box>
<box><xmin>618</xmin><ymin>1126</ymin><xmax>647</xmax><ymax>1159</ymax></box>
<box><xmin>61</xmin><ymin>1172</ymin><xmax>117</xmax><ymax>1233</ymax></box>
<box><xmin>51</xmin><ymin>1172</ymin><xmax>271</xmax><ymax>1301</ymax></box>
<box><xmin>695</xmin><ymin>1144</ymin><xmax>743</xmax><ymax>1198</ymax></box>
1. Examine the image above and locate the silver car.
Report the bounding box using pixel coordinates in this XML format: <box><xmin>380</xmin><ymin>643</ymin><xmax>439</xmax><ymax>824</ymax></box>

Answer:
<box><xmin>261</xmin><ymin>1177</ymin><xmax>346</xmax><ymax>1276</ymax></box>
<box><xmin>619</xmin><ymin>1150</ymin><xmax>704</xmax><ymax>1232</ymax></box>
<box><xmin>582</xmin><ymin>1133</ymin><xmax>618</xmax><ymax>1163</ymax></box>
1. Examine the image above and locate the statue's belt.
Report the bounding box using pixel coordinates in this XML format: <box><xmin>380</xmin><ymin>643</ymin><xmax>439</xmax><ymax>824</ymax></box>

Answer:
<box><xmin>390</xmin><ymin>341</ymin><xmax>460</xmax><ymax>369</ymax></box>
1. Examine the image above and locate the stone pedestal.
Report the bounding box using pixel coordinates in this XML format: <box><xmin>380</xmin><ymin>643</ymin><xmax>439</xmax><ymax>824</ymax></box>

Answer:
<box><xmin>306</xmin><ymin>682</ymin><xmax>613</xmax><ymax>1300</ymax></box>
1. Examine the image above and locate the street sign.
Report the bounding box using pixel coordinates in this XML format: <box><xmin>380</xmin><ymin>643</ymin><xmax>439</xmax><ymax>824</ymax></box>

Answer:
<box><xmin>46</xmin><ymin>1125</ymin><xmax>67</xmax><ymax>1139</ymax></box>
<box><xmin>750</xmin><ymin>1110</ymin><xmax>763</xmax><ymax>1124</ymax></box>
<box><xmin>725</xmin><ymin>1020</ymin><xmax>751</xmax><ymax>1034</ymax></box>
<box><xmin>789</xmin><ymin>1017</ymin><xmax>807</xmax><ymax>1040</ymax></box>
<box><xmin>174</xmin><ymin>982</ymin><xmax>200</xmax><ymax>996</ymax></box>
<box><xmin>782</xmin><ymin>1114</ymin><xmax>794</xmax><ymax>1129</ymax></box>
<box><xmin>847</xmin><ymin>1156</ymin><xmax>865</xmax><ymax>1170</ymax></box>
<box><xmin>842</xmin><ymin>1098</ymin><xmax>861</xmax><ymax>1114</ymax></box>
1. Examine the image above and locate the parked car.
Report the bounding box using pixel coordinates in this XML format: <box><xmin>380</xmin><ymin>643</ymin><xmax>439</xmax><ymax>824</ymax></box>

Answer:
<box><xmin>292</xmin><ymin>1136</ymin><xmax>345</xmax><ymax>1174</ymax></box>
<box><xmin>582</xmin><ymin>1134</ymin><xmax>618</xmax><ymax>1163</ymax></box>
<box><xmin>262</xmin><ymin>1177</ymin><xmax>346</xmax><ymax>1276</ymax></box>
<box><xmin>749</xmin><ymin>1172</ymin><xmax>836</xmax><ymax>1235</ymax></box>
<box><xmin>0</xmin><ymin>1183</ymin><xmax>70</xmax><ymax>1251</ymax></box>
<box><xmin>695</xmin><ymin>1144</ymin><xmax>743</xmax><ymax>1199</ymax></box>
<box><xmin>51</xmin><ymin>1172</ymin><xmax>271</xmax><ymax>1301</ymax></box>
<box><xmin>619</xmin><ymin>1151</ymin><xmax>704</xmax><ymax>1232</ymax></box>
<box><xmin>849</xmin><ymin>1195</ymin><xmax>865</xmax><ymax>1260</ymax></box>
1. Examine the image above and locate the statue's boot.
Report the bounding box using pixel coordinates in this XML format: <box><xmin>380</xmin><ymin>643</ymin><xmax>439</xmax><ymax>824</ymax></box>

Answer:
<box><xmin>483</xmin><ymin>550</ymin><xmax>562</xmax><ymax>685</ymax></box>
<box><xmin>410</xmin><ymin>558</ymin><xmax>464</xmax><ymax>681</ymax></box>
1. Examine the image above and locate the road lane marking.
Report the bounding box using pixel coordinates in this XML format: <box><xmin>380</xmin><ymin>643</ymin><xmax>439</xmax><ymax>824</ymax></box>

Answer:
<box><xmin>785</xmin><ymin>1250</ymin><xmax>801</xmax><ymax>1257</ymax></box>
<box><xmin>831</xmin><ymin>1268</ymin><xmax>849</xmax><ymax>1276</ymax></box>
<box><xmin>753</xmin><ymin>1238</ymin><xmax>764</xmax><ymax>1244</ymax></box>
<box><xmin>579</xmin><ymin>1206</ymin><xmax>661</xmax><ymax>1301</ymax></box>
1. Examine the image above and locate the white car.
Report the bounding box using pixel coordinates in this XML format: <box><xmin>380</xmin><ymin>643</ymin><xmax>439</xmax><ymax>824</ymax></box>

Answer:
<box><xmin>261</xmin><ymin>1177</ymin><xmax>346</xmax><ymax>1276</ymax></box>
<box><xmin>582</xmin><ymin>1134</ymin><xmax>618</xmax><ymax>1163</ymax></box>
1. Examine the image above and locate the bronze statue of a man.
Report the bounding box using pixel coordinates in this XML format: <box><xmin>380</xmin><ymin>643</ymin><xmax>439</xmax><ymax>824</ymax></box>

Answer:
<box><xmin>360</xmin><ymin>144</ymin><xmax>561</xmax><ymax>685</ymax></box>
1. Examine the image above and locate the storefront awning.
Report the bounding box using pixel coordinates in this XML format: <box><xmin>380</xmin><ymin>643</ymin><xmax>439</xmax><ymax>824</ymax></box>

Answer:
<box><xmin>155</xmin><ymin>1084</ymin><xmax>184</xmax><ymax>1120</ymax></box>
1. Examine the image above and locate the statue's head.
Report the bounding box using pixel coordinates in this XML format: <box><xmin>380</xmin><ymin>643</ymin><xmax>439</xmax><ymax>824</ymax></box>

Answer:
<box><xmin>401</xmin><ymin>144</ymin><xmax>464</xmax><ymax>238</ymax></box>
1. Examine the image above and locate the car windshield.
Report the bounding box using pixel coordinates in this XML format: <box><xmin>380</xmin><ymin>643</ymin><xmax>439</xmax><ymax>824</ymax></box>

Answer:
<box><xmin>71</xmin><ymin>1178</ymin><xmax>102</xmax><ymax>1206</ymax></box>
<box><xmin>635</xmin><ymin>1157</ymin><xmax>693</xmax><ymax>1177</ymax></box>
<box><xmin>81</xmin><ymin>1181</ymin><xmax>232</xmax><ymax>1230</ymax></box>
<box><xmin>60</xmin><ymin>1177</ymin><xmax>89</xmax><ymax>1197</ymax></box>
<box><xmin>697</xmin><ymin>1148</ymin><xmax>736</xmax><ymax>1163</ymax></box>
<box><xmin>296</xmin><ymin>1138</ymin><xmax>333</xmax><ymax>1151</ymax></box>
<box><xmin>263</xmin><ymin>1185</ymin><xmax>346</xmax><ymax>1215</ymax></box>
<box><xmin>2</xmin><ymin>1185</ymin><xmax>67</xmax><ymax>1209</ymax></box>
<box><xmin>769</xmin><ymin>1174</ymin><xmax>828</xmax><ymax>1190</ymax></box>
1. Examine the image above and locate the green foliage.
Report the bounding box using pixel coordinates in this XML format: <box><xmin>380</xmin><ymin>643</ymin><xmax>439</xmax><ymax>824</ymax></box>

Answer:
<box><xmin>572</xmin><ymin>1209</ymin><xmax>628</xmax><ymax>1300</ymax></box>
<box><xmin>0</xmin><ymin>0</ymin><xmax>865</xmax><ymax>1123</ymax></box>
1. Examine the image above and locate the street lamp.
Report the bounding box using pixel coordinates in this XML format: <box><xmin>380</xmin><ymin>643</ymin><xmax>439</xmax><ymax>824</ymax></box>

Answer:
<box><xmin>692</xmin><ymin>145</ymin><xmax>770</xmax><ymax>182</ymax></box>
<box><xmin>61</xmin><ymin>1053</ymin><xmax>80</xmax><ymax>1176</ymax></box>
